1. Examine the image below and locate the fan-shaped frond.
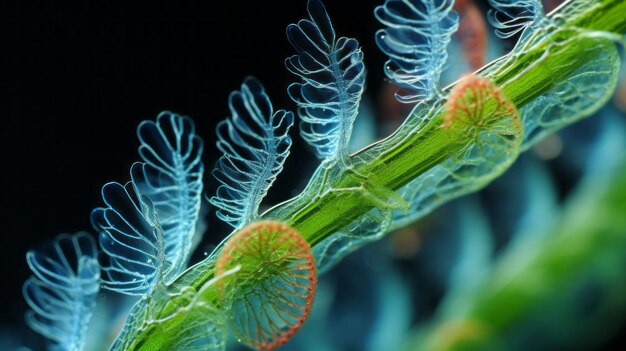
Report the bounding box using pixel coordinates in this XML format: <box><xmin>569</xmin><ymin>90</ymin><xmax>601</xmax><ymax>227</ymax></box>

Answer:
<box><xmin>286</xmin><ymin>0</ymin><xmax>366</xmax><ymax>161</ymax></box>
<box><xmin>132</xmin><ymin>112</ymin><xmax>204</xmax><ymax>283</ymax></box>
<box><xmin>23</xmin><ymin>233</ymin><xmax>100</xmax><ymax>351</ymax></box>
<box><xmin>92</xmin><ymin>181</ymin><xmax>165</xmax><ymax>295</ymax></box>
<box><xmin>210</xmin><ymin>76</ymin><xmax>294</xmax><ymax>229</ymax></box>
<box><xmin>487</xmin><ymin>0</ymin><xmax>544</xmax><ymax>39</ymax></box>
<box><xmin>375</xmin><ymin>0</ymin><xmax>459</xmax><ymax>102</ymax></box>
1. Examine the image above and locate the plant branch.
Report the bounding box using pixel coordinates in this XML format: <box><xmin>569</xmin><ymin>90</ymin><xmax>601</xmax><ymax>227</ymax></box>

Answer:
<box><xmin>115</xmin><ymin>1</ymin><xmax>626</xmax><ymax>349</ymax></box>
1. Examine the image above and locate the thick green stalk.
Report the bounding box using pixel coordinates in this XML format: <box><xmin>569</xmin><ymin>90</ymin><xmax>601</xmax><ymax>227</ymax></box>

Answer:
<box><xmin>262</xmin><ymin>0</ymin><xmax>626</xmax><ymax>248</ymax></box>
<box><xmin>179</xmin><ymin>0</ymin><xmax>624</xmax><ymax>306</ymax></box>
<box><xmin>119</xmin><ymin>0</ymin><xmax>626</xmax><ymax>349</ymax></box>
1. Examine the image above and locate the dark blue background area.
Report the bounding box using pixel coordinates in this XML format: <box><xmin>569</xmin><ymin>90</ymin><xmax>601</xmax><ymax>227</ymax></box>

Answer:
<box><xmin>0</xmin><ymin>0</ymin><xmax>383</xmax><ymax>331</ymax></box>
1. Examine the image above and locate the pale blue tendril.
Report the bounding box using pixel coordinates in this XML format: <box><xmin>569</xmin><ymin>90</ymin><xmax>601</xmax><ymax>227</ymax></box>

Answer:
<box><xmin>487</xmin><ymin>0</ymin><xmax>545</xmax><ymax>39</ymax></box>
<box><xmin>92</xmin><ymin>181</ymin><xmax>166</xmax><ymax>295</ymax></box>
<box><xmin>132</xmin><ymin>112</ymin><xmax>204</xmax><ymax>283</ymax></box>
<box><xmin>210</xmin><ymin>76</ymin><xmax>294</xmax><ymax>229</ymax></box>
<box><xmin>286</xmin><ymin>0</ymin><xmax>366</xmax><ymax>162</ymax></box>
<box><xmin>375</xmin><ymin>0</ymin><xmax>459</xmax><ymax>103</ymax></box>
<box><xmin>23</xmin><ymin>233</ymin><xmax>100</xmax><ymax>351</ymax></box>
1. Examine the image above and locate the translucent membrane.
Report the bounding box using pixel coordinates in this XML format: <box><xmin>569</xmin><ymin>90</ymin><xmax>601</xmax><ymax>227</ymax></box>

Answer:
<box><xmin>313</xmin><ymin>208</ymin><xmax>390</xmax><ymax>273</ymax></box>
<box><xmin>108</xmin><ymin>267</ymin><xmax>239</xmax><ymax>351</ymax></box>
<box><xmin>216</xmin><ymin>221</ymin><xmax>317</xmax><ymax>351</ymax></box>
<box><xmin>314</xmin><ymin>75</ymin><xmax>522</xmax><ymax>271</ymax></box>
<box><xmin>517</xmin><ymin>38</ymin><xmax>620</xmax><ymax>148</ymax></box>
<box><xmin>141</xmin><ymin>289</ymin><xmax>227</xmax><ymax>351</ymax></box>
<box><xmin>393</xmin><ymin>75</ymin><xmax>521</xmax><ymax>230</ymax></box>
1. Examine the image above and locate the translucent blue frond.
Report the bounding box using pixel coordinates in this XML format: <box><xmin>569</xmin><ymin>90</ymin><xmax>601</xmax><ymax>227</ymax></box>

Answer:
<box><xmin>286</xmin><ymin>0</ymin><xmax>366</xmax><ymax>161</ymax></box>
<box><xmin>132</xmin><ymin>112</ymin><xmax>204</xmax><ymax>283</ymax></box>
<box><xmin>92</xmin><ymin>181</ymin><xmax>165</xmax><ymax>295</ymax></box>
<box><xmin>210</xmin><ymin>77</ymin><xmax>294</xmax><ymax>229</ymax></box>
<box><xmin>487</xmin><ymin>0</ymin><xmax>544</xmax><ymax>39</ymax></box>
<box><xmin>375</xmin><ymin>0</ymin><xmax>459</xmax><ymax>102</ymax></box>
<box><xmin>23</xmin><ymin>233</ymin><xmax>100</xmax><ymax>351</ymax></box>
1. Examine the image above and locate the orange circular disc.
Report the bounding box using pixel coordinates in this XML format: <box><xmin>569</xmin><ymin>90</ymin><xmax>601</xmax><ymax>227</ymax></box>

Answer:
<box><xmin>216</xmin><ymin>220</ymin><xmax>317</xmax><ymax>351</ymax></box>
<box><xmin>443</xmin><ymin>75</ymin><xmax>519</xmax><ymax>136</ymax></box>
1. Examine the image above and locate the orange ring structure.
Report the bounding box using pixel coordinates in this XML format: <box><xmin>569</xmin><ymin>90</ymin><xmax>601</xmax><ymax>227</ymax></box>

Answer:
<box><xmin>216</xmin><ymin>220</ymin><xmax>317</xmax><ymax>351</ymax></box>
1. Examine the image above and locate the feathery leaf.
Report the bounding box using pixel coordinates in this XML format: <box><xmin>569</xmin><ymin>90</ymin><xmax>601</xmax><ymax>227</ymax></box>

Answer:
<box><xmin>487</xmin><ymin>0</ymin><xmax>544</xmax><ymax>39</ymax></box>
<box><xmin>210</xmin><ymin>77</ymin><xmax>294</xmax><ymax>229</ymax></box>
<box><xmin>23</xmin><ymin>233</ymin><xmax>100</xmax><ymax>351</ymax></box>
<box><xmin>92</xmin><ymin>181</ymin><xmax>165</xmax><ymax>295</ymax></box>
<box><xmin>286</xmin><ymin>0</ymin><xmax>366</xmax><ymax>161</ymax></box>
<box><xmin>375</xmin><ymin>0</ymin><xmax>459</xmax><ymax>102</ymax></box>
<box><xmin>132</xmin><ymin>112</ymin><xmax>204</xmax><ymax>283</ymax></box>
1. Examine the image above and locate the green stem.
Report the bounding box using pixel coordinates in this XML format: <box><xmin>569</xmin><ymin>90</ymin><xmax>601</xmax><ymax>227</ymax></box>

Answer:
<box><xmin>120</xmin><ymin>0</ymin><xmax>626</xmax><ymax>349</ymax></box>
<box><xmin>280</xmin><ymin>116</ymin><xmax>457</xmax><ymax>246</ymax></box>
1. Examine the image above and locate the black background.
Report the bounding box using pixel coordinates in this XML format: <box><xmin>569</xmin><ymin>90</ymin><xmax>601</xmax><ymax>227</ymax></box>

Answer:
<box><xmin>0</xmin><ymin>0</ymin><xmax>383</xmax><ymax>330</ymax></box>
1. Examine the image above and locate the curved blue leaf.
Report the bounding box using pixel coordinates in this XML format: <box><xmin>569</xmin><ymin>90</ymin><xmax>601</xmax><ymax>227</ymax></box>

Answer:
<box><xmin>375</xmin><ymin>0</ymin><xmax>459</xmax><ymax>102</ymax></box>
<box><xmin>92</xmin><ymin>182</ymin><xmax>165</xmax><ymax>295</ymax></box>
<box><xmin>23</xmin><ymin>232</ymin><xmax>100</xmax><ymax>351</ymax></box>
<box><xmin>286</xmin><ymin>0</ymin><xmax>366</xmax><ymax>161</ymax></box>
<box><xmin>487</xmin><ymin>0</ymin><xmax>544</xmax><ymax>39</ymax></box>
<box><xmin>210</xmin><ymin>77</ymin><xmax>294</xmax><ymax>229</ymax></box>
<box><xmin>132</xmin><ymin>112</ymin><xmax>204</xmax><ymax>283</ymax></box>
